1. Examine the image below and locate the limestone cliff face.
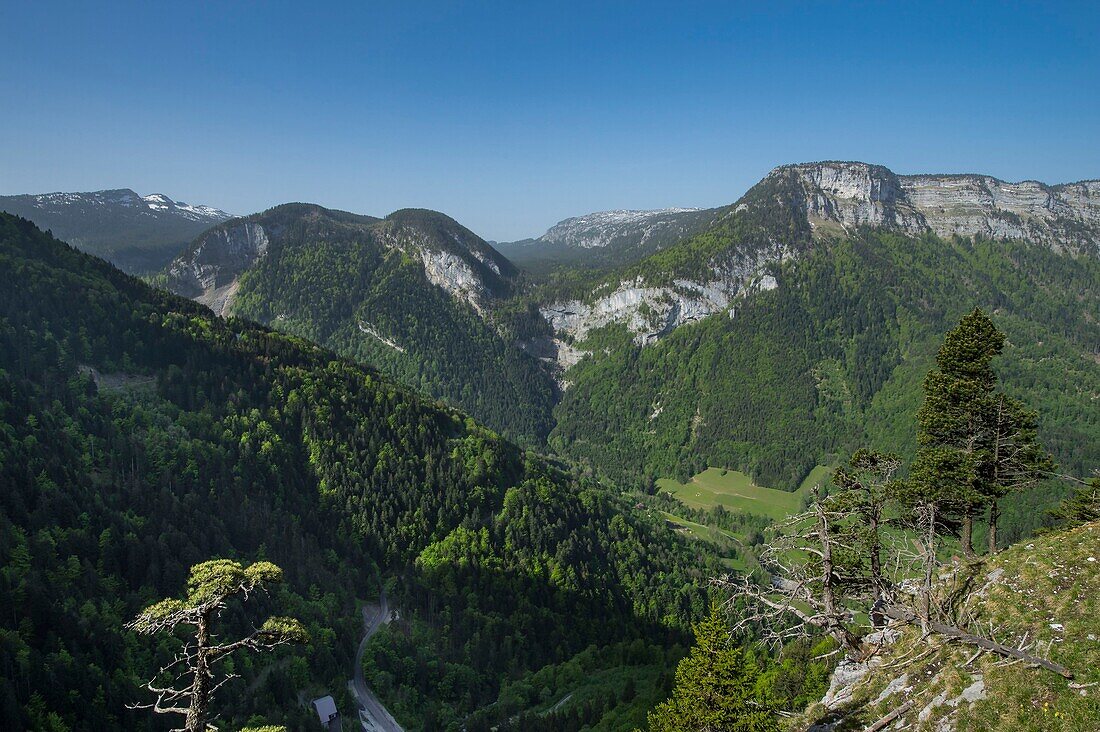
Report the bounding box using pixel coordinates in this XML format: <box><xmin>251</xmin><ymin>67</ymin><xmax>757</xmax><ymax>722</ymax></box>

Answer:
<box><xmin>900</xmin><ymin>175</ymin><xmax>1100</xmax><ymax>254</ymax></box>
<box><xmin>534</xmin><ymin>162</ymin><xmax>1097</xmax><ymax>374</ymax></box>
<box><xmin>777</xmin><ymin>161</ymin><xmax>1100</xmax><ymax>255</ymax></box>
<box><xmin>540</xmin><ymin>245</ymin><xmax>787</xmax><ymax>349</ymax></box>
<box><xmin>166</xmin><ymin>222</ymin><xmax>272</xmax><ymax>316</ymax></box>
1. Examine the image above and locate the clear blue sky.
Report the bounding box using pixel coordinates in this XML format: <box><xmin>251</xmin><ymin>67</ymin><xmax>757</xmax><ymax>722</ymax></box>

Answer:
<box><xmin>2</xmin><ymin>1</ymin><xmax>1097</xmax><ymax>240</ymax></box>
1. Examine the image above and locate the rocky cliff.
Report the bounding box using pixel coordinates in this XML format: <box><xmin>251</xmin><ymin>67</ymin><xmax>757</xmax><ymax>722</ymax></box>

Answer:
<box><xmin>778</xmin><ymin>161</ymin><xmax>1100</xmax><ymax>256</ymax></box>
<box><xmin>534</xmin><ymin>162</ymin><xmax>1099</xmax><ymax>373</ymax></box>
<box><xmin>165</xmin><ymin>204</ymin><xmax>514</xmax><ymax>318</ymax></box>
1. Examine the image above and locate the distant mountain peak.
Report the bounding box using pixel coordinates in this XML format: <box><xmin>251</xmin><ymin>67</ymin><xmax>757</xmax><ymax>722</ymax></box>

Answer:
<box><xmin>167</xmin><ymin>202</ymin><xmax>515</xmax><ymax>318</ymax></box>
<box><xmin>0</xmin><ymin>188</ymin><xmax>233</xmax><ymax>273</ymax></box>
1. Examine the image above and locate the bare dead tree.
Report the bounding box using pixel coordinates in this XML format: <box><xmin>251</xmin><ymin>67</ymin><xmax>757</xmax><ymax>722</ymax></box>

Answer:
<box><xmin>832</xmin><ymin>450</ymin><xmax>902</xmax><ymax>609</ymax></box>
<box><xmin>715</xmin><ymin>465</ymin><xmax>1074</xmax><ymax>681</ymax></box>
<box><xmin>716</xmin><ymin>485</ymin><xmax>862</xmax><ymax>658</ymax></box>
<box><xmin>127</xmin><ymin>559</ymin><xmax>309</xmax><ymax>732</ymax></box>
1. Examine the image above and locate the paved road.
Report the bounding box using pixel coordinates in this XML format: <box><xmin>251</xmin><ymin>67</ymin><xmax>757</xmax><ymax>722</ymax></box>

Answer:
<box><xmin>348</xmin><ymin>589</ymin><xmax>404</xmax><ymax>732</ymax></box>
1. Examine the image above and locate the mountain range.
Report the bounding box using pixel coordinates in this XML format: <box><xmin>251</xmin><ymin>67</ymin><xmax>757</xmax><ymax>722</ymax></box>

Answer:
<box><xmin>2</xmin><ymin>158</ymin><xmax>1098</xmax><ymax>730</ymax></box>
<box><xmin>0</xmin><ymin>211</ymin><xmax>712</xmax><ymax>730</ymax></box>
<box><xmin>0</xmin><ymin>188</ymin><xmax>232</xmax><ymax>273</ymax></box>
<box><xmin>154</xmin><ymin>163</ymin><xmax>1099</xmax><ymax>520</ymax></box>
<box><xmin>7</xmin><ymin>161</ymin><xmax>1098</xmax><ymax>518</ymax></box>
<box><xmin>493</xmin><ymin>207</ymin><xmax>720</xmax><ymax>272</ymax></box>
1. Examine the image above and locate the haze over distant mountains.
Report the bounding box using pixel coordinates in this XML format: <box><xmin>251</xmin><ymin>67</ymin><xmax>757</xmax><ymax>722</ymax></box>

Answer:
<box><xmin>0</xmin><ymin>189</ymin><xmax>231</xmax><ymax>273</ymax></box>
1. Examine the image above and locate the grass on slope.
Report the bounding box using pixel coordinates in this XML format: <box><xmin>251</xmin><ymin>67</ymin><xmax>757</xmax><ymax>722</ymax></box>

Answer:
<box><xmin>798</xmin><ymin>521</ymin><xmax>1100</xmax><ymax>731</ymax></box>
<box><xmin>657</xmin><ymin>466</ymin><xmax>828</xmax><ymax>520</ymax></box>
<box><xmin>658</xmin><ymin>512</ymin><xmax>749</xmax><ymax>572</ymax></box>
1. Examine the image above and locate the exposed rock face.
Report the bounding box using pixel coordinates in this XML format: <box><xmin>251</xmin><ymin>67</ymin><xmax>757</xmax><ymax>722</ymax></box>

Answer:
<box><xmin>538</xmin><ymin>242</ymin><xmax>789</xmax><ymax>358</ymax></box>
<box><xmin>777</xmin><ymin>161</ymin><xmax>1100</xmax><ymax>255</ymax></box>
<box><xmin>419</xmin><ymin>248</ymin><xmax>491</xmax><ymax>314</ymax></box>
<box><xmin>901</xmin><ymin>175</ymin><xmax>1100</xmax><ymax>254</ymax></box>
<box><xmin>166</xmin><ymin>222</ymin><xmax>271</xmax><ymax>316</ymax></box>
<box><xmin>165</xmin><ymin>204</ymin><xmax>515</xmax><ymax>319</ymax></box>
<box><xmin>538</xmin><ymin>208</ymin><xmax>707</xmax><ymax>249</ymax></box>
<box><xmin>534</xmin><ymin>161</ymin><xmax>1097</xmax><ymax>374</ymax></box>
<box><xmin>779</xmin><ymin>163</ymin><xmax>926</xmax><ymax>235</ymax></box>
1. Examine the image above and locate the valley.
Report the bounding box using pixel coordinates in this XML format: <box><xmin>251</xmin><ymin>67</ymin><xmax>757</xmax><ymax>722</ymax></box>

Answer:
<box><xmin>2</xmin><ymin>159</ymin><xmax>1098</xmax><ymax>732</ymax></box>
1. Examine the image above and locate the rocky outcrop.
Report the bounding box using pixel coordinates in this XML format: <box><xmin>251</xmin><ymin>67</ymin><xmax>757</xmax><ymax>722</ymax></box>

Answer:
<box><xmin>776</xmin><ymin>162</ymin><xmax>1100</xmax><ymax>255</ymax></box>
<box><xmin>537</xmin><ymin>243</ymin><xmax>789</xmax><ymax>365</ymax></box>
<box><xmin>419</xmin><ymin>248</ymin><xmax>491</xmax><ymax>314</ymax></box>
<box><xmin>537</xmin><ymin>208</ymin><xmax>708</xmax><ymax>249</ymax></box>
<box><xmin>166</xmin><ymin>222</ymin><xmax>271</xmax><ymax>315</ymax></box>
<box><xmin>165</xmin><ymin>204</ymin><xmax>517</xmax><ymax>319</ymax></box>
<box><xmin>778</xmin><ymin>162</ymin><xmax>926</xmax><ymax>235</ymax></box>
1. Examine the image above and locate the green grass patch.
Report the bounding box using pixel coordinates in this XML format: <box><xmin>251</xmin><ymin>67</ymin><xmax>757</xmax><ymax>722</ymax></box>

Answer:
<box><xmin>657</xmin><ymin>467</ymin><xmax>826</xmax><ymax>520</ymax></box>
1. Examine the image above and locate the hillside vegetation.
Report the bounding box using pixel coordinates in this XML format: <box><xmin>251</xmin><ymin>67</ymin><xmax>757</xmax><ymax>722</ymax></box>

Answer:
<box><xmin>799</xmin><ymin>520</ymin><xmax>1100</xmax><ymax>731</ymax></box>
<box><xmin>550</xmin><ymin>230</ymin><xmax>1099</xmax><ymax>544</ymax></box>
<box><xmin>0</xmin><ymin>213</ymin><xmax>720</xmax><ymax>730</ymax></box>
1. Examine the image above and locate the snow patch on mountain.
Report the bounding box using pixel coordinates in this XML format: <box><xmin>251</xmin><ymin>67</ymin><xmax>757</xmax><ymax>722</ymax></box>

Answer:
<box><xmin>21</xmin><ymin>189</ymin><xmax>231</xmax><ymax>223</ymax></box>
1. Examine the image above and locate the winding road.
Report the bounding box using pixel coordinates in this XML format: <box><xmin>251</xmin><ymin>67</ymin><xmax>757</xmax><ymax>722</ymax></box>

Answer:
<box><xmin>348</xmin><ymin>589</ymin><xmax>404</xmax><ymax>732</ymax></box>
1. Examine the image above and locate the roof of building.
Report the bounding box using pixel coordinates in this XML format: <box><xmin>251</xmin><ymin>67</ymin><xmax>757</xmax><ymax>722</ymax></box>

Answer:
<box><xmin>312</xmin><ymin>695</ymin><xmax>338</xmax><ymax>719</ymax></box>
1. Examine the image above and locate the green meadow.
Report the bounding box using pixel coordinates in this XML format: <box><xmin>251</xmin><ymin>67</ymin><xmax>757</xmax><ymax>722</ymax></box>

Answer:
<box><xmin>656</xmin><ymin>465</ymin><xmax>831</xmax><ymax>521</ymax></box>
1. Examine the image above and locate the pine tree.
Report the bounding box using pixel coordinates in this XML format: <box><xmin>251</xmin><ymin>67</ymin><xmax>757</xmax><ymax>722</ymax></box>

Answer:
<box><xmin>127</xmin><ymin>560</ymin><xmax>309</xmax><ymax>732</ymax></box>
<box><xmin>648</xmin><ymin>605</ymin><xmax>777</xmax><ymax>732</ymax></box>
<box><xmin>1049</xmin><ymin>478</ymin><xmax>1100</xmax><ymax>527</ymax></box>
<box><xmin>910</xmin><ymin>308</ymin><xmax>1052</xmax><ymax>555</ymax></box>
<box><xmin>913</xmin><ymin>308</ymin><xmax>1005</xmax><ymax>556</ymax></box>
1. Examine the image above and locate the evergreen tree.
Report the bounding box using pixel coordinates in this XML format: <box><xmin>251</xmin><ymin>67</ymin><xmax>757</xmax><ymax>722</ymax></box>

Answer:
<box><xmin>911</xmin><ymin>308</ymin><xmax>1052</xmax><ymax>555</ymax></box>
<box><xmin>1049</xmin><ymin>478</ymin><xmax>1100</xmax><ymax>528</ymax></box>
<box><xmin>648</xmin><ymin>605</ymin><xmax>777</xmax><ymax>732</ymax></box>
<box><xmin>912</xmin><ymin>308</ymin><xmax>1004</xmax><ymax>556</ymax></box>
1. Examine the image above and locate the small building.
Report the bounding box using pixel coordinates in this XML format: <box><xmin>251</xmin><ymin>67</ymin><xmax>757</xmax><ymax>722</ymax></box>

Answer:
<box><xmin>311</xmin><ymin>696</ymin><xmax>339</xmax><ymax>728</ymax></box>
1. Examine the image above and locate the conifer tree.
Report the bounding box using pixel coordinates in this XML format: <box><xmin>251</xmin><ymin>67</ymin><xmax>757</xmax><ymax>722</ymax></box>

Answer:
<box><xmin>128</xmin><ymin>560</ymin><xmax>308</xmax><ymax>732</ymax></box>
<box><xmin>911</xmin><ymin>308</ymin><xmax>1051</xmax><ymax>555</ymax></box>
<box><xmin>912</xmin><ymin>308</ymin><xmax>1004</xmax><ymax>556</ymax></box>
<box><xmin>648</xmin><ymin>605</ymin><xmax>777</xmax><ymax>732</ymax></box>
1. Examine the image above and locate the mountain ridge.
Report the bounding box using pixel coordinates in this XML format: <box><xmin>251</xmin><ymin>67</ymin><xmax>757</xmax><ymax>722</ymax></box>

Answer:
<box><xmin>0</xmin><ymin>188</ymin><xmax>232</xmax><ymax>273</ymax></box>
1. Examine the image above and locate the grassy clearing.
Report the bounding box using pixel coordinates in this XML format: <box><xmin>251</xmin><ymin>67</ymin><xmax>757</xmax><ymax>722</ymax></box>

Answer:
<box><xmin>658</xmin><ymin>512</ymin><xmax>749</xmax><ymax>572</ymax></box>
<box><xmin>657</xmin><ymin>466</ymin><xmax>828</xmax><ymax>520</ymax></box>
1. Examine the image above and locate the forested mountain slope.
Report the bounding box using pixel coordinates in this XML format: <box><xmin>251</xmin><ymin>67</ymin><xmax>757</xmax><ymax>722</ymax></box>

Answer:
<box><xmin>165</xmin><ymin>203</ymin><xmax>557</xmax><ymax>443</ymax></box>
<box><xmin>0</xmin><ymin>189</ymin><xmax>230</xmax><ymax>274</ymax></box>
<box><xmin>537</xmin><ymin>164</ymin><xmax>1099</xmax><ymax>539</ymax></box>
<box><xmin>0</xmin><ymin>213</ymin><xmax>716</xmax><ymax>730</ymax></box>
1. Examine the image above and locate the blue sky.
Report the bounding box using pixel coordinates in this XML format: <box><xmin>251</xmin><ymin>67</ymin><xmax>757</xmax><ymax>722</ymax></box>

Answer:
<box><xmin>1</xmin><ymin>1</ymin><xmax>1097</xmax><ymax>240</ymax></box>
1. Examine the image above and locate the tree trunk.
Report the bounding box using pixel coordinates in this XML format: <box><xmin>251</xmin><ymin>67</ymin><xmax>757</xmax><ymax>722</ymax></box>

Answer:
<box><xmin>869</xmin><ymin>509</ymin><xmax>884</xmax><ymax>606</ymax></box>
<box><xmin>988</xmin><ymin>499</ymin><xmax>999</xmax><ymax>554</ymax></box>
<box><xmin>816</xmin><ymin>502</ymin><xmax>860</xmax><ymax>656</ymax></box>
<box><xmin>186</xmin><ymin>612</ymin><xmax>212</xmax><ymax>732</ymax></box>
<box><xmin>881</xmin><ymin>605</ymin><xmax>1073</xmax><ymax>678</ymax></box>
<box><xmin>960</xmin><ymin>508</ymin><xmax>975</xmax><ymax>557</ymax></box>
<box><xmin>920</xmin><ymin>503</ymin><xmax>936</xmax><ymax>636</ymax></box>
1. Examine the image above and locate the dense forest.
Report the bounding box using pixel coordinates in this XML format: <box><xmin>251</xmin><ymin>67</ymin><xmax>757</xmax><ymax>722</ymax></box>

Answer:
<box><xmin>0</xmin><ymin>213</ymin><xmax>722</xmax><ymax>730</ymax></box>
<box><xmin>180</xmin><ymin>205</ymin><xmax>560</xmax><ymax>445</ymax></box>
<box><xmin>549</xmin><ymin>229</ymin><xmax>1099</xmax><ymax>542</ymax></box>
